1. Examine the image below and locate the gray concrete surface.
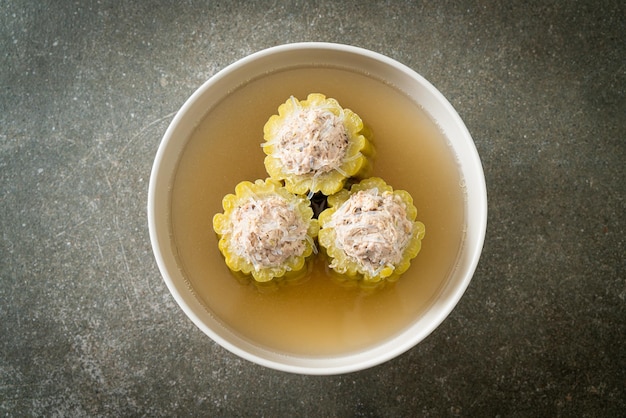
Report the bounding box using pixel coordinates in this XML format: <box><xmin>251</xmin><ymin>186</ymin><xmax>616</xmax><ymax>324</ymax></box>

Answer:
<box><xmin>1</xmin><ymin>1</ymin><xmax>624</xmax><ymax>416</ymax></box>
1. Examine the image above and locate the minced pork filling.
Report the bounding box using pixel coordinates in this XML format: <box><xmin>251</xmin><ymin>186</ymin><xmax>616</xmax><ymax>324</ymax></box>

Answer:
<box><xmin>229</xmin><ymin>195</ymin><xmax>309</xmax><ymax>269</ymax></box>
<box><xmin>329</xmin><ymin>189</ymin><xmax>413</xmax><ymax>275</ymax></box>
<box><xmin>271</xmin><ymin>104</ymin><xmax>349</xmax><ymax>176</ymax></box>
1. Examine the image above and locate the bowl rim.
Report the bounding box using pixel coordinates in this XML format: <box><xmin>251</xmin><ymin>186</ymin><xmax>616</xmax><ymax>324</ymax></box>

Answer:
<box><xmin>148</xmin><ymin>42</ymin><xmax>487</xmax><ymax>375</ymax></box>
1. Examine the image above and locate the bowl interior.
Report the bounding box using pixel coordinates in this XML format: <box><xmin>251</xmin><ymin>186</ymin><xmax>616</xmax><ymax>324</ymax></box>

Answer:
<box><xmin>148</xmin><ymin>43</ymin><xmax>487</xmax><ymax>375</ymax></box>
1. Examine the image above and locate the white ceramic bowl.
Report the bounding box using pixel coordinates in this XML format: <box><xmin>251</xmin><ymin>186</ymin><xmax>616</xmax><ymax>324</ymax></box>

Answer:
<box><xmin>148</xmin><ymin>43</ymin><xmax>487</xmax><ymax>375</ymax></box>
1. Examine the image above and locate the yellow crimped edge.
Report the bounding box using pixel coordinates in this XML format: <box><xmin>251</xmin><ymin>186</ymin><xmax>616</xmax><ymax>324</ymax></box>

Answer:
<box><xmin>213</xmin><ymin>178</ymin><xmax>319</xmax><ymax>282</ymax></box>
<box><xmin>262</xmin><ymin>93</ymin><xmax>373</xmax><ymax>196</ymax></box>
<box><xmin>318</xmin><ymin>177</ymin><xmax>425</xmax><ymax>283</ymax></box>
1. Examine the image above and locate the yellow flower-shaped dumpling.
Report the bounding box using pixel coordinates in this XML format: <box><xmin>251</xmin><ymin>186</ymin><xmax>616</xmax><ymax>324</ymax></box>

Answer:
<box><xmin>318</xmin><ymin>177</ymin><xmax>425</xmax><ymax>283</ymax></box>
<box><xmin>262</xmin><ymin>93</ymin><xmax>373</xmax><ymax>196</ymax></box>
<box><xmin>213</xmin><ymin>178</ymin><xmax>319</xmax><ymax>282</ymax></box>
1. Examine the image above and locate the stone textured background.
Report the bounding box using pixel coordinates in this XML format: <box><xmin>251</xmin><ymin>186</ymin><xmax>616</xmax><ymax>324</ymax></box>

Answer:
<box><xmin>1</xmin><ymin>1</ymin><xmax>624</xmax><ymax>416</ymax></box>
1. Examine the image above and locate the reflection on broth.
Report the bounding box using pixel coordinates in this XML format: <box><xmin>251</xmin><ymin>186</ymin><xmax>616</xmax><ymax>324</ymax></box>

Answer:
<box><xmin>171</xmin><ymin>67</ymin><xmax>465</xmax><ymax>356</ymax></box>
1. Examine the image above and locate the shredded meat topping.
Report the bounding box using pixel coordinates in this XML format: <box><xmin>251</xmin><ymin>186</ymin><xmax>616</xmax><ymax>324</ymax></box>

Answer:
<box><xmin>329</xmin><ymin>189</ymin><xmax>413</xmax><ymax>275</ymax></box>
<box><xmin>272</xmin><ymin>104</ymin><xmax>349</xmax><ymax>176</ymax></box>
<box><xmin>229</xmin><ymin>195</ymin><xmax>308</xmax><ymax>269</ymax></box>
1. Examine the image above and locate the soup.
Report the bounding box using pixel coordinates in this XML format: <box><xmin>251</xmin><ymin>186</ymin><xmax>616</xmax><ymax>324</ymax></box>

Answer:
<box><xmin>170</xmin><ymin>67</ymin><xmax>465</xmax><ymax>356</ymax></box>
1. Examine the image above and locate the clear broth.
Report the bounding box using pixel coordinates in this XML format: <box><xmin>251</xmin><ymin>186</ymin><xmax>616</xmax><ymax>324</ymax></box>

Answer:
<box><xmin>170</xmin><ymin>67</ymin><xmax>465</xmax><ymax>356</ymax></box>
